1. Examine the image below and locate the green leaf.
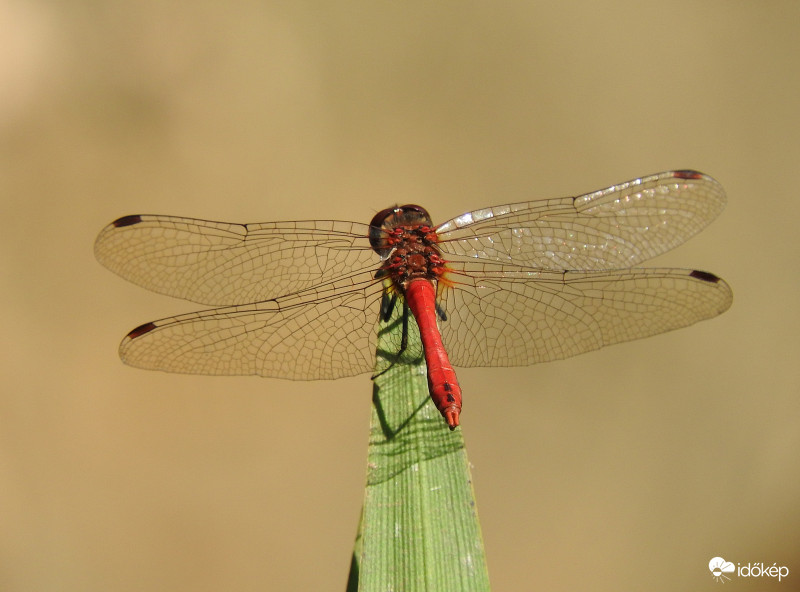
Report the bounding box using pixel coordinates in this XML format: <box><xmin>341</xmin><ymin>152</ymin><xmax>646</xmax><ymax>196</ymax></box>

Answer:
<box><xmin>348</xmin><ymin>302</ymin><xmax>491</xmax><ymax>591</ymax></box>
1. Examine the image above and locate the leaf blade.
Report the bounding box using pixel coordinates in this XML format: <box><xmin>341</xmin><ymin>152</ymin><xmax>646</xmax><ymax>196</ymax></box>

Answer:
<box><xmin>351</xmin><ymin>305</ymin><xmax>490</xmax><ymax>591</ymax></box>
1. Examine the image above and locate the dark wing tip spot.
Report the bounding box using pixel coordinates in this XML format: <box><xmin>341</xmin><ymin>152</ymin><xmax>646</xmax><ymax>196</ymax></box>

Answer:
<box><xmin>112</xmin><ymin>215</ymin><xmax>143</xmax><ymax>228</ymax></box>
<box><xmin>127</xmin><ymin>321</ymin><xmax>157</xmax><ymax>339</ymax></box>
<box><xmin>690</xmin><ymin>269</ymin><xmax>722</xmax><ymax>283</ymax></box>
<box><xmin>672</xmin><ymin>170</ymin><xmax>704</xmax><ymax>180</ymax></box>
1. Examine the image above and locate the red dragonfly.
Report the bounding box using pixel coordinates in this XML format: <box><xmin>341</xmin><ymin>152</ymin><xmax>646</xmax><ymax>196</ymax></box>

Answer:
<box><xmin>95</xmin><ymin>170</ymin><xmax>732</xmax><ymax>429</ymax></box>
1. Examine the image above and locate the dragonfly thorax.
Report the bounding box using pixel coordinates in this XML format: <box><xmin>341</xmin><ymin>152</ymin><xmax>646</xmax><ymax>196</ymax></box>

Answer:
<box><xmin>386</xmin><ymin>241</ymin><xmax>447</xmax><ymax>289</ymax></box>
<box><xmin>369</xmin><ymin>207</ymin><xmax>448</xmax><ymax>291</ymax></box>
<box><xmin>368</xmin><ymin>204</ymin><xmax>435</xmax><ymax>257</ymax></box>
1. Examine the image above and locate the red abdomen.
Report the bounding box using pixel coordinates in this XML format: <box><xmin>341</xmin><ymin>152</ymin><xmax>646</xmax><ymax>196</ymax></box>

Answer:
<box><xmin>404</xmin><ymin>279</ymin><xmax>461</xmax><ymax>429</ymax></box>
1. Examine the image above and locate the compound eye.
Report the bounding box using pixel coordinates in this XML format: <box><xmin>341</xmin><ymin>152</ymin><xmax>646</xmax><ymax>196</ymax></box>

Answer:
<box><xmin>396</xmin><ymin>204</ymin><xmax>432</xmax><ymax>224</ymax></box>
<box><xmin>369</xmin><ymin>207</ymin><xmax>400</xmax><ymax>231</ymax></box>
<box><xmin>369</xmin><ymin>207</ymin><xmax>400</xmax><ymax>255</ymax></box>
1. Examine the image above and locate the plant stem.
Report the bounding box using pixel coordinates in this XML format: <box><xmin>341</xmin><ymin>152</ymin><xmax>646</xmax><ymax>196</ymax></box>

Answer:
<box><xmin>347</xmin><ymin>306</ymin><xmax>490</xmax><ymax>591</ymax></box>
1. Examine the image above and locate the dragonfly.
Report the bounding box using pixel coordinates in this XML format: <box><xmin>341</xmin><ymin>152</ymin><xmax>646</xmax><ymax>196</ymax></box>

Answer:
<box><xmin>95</xmin><ymin>170</ymin><xmax>732</xmax><ymax>429</ymax></box>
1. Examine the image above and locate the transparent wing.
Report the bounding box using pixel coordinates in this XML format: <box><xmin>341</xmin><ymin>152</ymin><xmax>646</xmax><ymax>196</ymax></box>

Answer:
<box><xmin>438</xmin><ymin>262</ymin><xmax>732</xmax><ymax>368</ymax></box>
<box><xmin>436</xmin><ymin>170</ymin><xmax>725</xmax><ymax>270</ymax></box>
<box><xmin>94</xmin><ymin>214</ymin><xmax>378</xmax><ymax>306</ymax></box>
<box><xmin>118</xmin><ymin>271</ymin><xmax>387</xmax><ymax>379</ymax></box>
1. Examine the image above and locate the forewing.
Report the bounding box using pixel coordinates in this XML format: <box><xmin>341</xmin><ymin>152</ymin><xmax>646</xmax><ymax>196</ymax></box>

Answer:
<box><xmin>436</xmin><ymin>170</ymin><xmax>725</xmax><ymax>270</ymax></box>
<box><xmin>94</xmin><ymin>215</ymin><xmax>377</xmax><ymax>305</ymax></box>
<box><xmin>119</xmin><ymin>271</ymin><xmax>385</xmax><ymax>379</ymax></box>
<box><xmin>438</xmin><ymin>262</ymin><xmax>732</xmax><ymax>368</ymax></box>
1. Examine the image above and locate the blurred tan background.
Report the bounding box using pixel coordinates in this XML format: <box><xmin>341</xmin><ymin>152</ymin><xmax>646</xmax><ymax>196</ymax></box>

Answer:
<box><xmin>2</xmin><ymin>1</ymin><xmax>798</xmax><ymax>590</ymax></box>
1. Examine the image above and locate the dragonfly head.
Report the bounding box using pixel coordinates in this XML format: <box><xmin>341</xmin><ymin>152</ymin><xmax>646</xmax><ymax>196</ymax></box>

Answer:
<box><xmin>369</xmin><ymin>204</ymin><xmax>434</xmax><ymax>257</ymax></box>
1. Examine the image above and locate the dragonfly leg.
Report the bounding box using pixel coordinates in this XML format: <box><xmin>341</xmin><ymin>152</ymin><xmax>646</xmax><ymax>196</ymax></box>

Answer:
<box><xmin>371</xmin><ymin>299</ymin><xmax>410</xmax><ymax>379</ymax></box>
<box><xmin>435</xmin><ymin>301</ymin><xmax>447</xmax><ymax>322</ymax></box>
<box><xmin>380</xmin><ymin>290</ymin><xmax>397</xmax><ymax>322</ymax></box>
